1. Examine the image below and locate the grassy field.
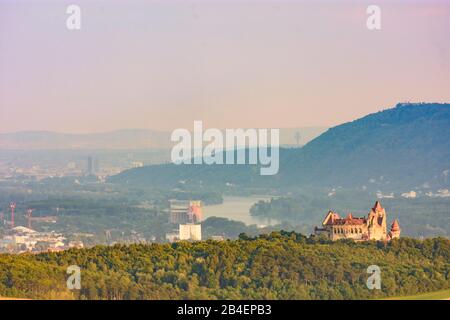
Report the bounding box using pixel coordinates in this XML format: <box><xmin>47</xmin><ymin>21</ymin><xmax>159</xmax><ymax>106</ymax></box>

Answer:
<box><xmin>385</xmin><ymin>289</ymin><xmax>450</xmax><ymax>300</ymax></box>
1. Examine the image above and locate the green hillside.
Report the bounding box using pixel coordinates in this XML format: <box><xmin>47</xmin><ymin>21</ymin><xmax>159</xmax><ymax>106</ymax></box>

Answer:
<box><xmin>284</xmin><ymin>102</ymin><xmax>450</xmax><ymax>188</ymax></box>
<box><xmin>0</xmin><ymin>235</ymin><xmax>448</xmax><ymax>300</ymax></box>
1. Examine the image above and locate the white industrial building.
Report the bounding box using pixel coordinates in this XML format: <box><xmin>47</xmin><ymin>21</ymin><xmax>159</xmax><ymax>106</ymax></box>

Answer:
<box><xmin>179</xmin><ymin>224</ymin><xmax>202</xmax><ymax>241</ymax></box>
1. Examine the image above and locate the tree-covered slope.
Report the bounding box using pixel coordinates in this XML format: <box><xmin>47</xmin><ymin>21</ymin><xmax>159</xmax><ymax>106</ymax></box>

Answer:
<box><xmin>0</xmin><ymin>234</ymin><xmax>449</xmax><ymax>300</ymax></box>
<box><xmin>283</xmin><ymin>103</ymin><xmax>450</xmax><ymax>188</ymax></box>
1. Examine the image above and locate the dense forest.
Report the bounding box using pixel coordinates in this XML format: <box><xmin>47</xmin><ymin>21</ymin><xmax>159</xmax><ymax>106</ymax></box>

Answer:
<box><xmin>0</xmin><ymin>233</ymin><xmax>448</xmax><ymax>300</ymax></box>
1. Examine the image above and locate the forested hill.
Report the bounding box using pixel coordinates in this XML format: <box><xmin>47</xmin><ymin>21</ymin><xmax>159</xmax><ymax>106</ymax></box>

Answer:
<box><xmin>0</xmin><ymin>234</ymin><xmax>449</xmax><ymax>300</ymax></box>
<box><xmin>282</xmin><ymin>102</ymin><xmax>450</xmax><ymax>188</ymax></box>
<box><xmin>110</xmin><ymin>103</ymin><xmax>450</xmax><ymax>190</ymax></box>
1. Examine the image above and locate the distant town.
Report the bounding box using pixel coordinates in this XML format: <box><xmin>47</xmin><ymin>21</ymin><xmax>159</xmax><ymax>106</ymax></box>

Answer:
<box><xmin>0</xmin><ymin>149</ymin><xmax>167</xmax><ymax>182</ymax></box>
<box><xmin>0</xmin><ymin>198</ymin><xmax>224</xmax><ymax>253</ymax></box>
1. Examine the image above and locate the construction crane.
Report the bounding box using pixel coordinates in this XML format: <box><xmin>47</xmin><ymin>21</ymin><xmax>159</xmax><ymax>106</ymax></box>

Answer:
<box><xmin>25</xmin><ymin>208</ymin><xmax>58</xmax><ymax>230</ymax></box>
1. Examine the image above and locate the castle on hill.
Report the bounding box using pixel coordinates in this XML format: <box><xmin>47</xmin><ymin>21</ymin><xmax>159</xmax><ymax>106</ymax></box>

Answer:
<box><xmin>314</xmin><ymin>201</ymin><xmax>400</xmax><ymax>241</ymax></box>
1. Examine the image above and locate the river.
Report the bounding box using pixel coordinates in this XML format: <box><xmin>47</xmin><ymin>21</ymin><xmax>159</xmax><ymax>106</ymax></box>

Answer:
<box><xmin>203</xmin><ymin>196</ymin><xmax>280</xmax><ymax>227</ymax></box>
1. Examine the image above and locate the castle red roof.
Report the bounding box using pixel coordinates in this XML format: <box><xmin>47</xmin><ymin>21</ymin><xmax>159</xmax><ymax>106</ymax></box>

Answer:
<box><xmin>390</xmin><ymin>219</ymin><xmax>400</xmax><ymax>231</ymax></box>
<box><xmin>329</xmin><ymin>216</ymin><xmax>366</xmax><ymax>226</ymax></box>
<box><xmin>324</xmin><ymin>211</ymin><xmax>340</xmax><ymax>225</ymax></box>
<box><xmin>372</xmin><ymin>201</ymin><xmax>384</xmax><ymax>212</ymax></box>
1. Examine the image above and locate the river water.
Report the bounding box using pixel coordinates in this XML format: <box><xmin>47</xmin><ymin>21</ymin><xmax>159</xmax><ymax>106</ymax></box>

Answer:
<box><xmin>203</xmin><ymin>196</ymin><xmax>280</xmax><ymax>227</ymax></box>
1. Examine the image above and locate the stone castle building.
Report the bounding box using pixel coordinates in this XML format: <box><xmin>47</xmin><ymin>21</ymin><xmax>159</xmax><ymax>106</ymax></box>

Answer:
<box><xmin>314</xmin><ymin>201</ymin><xmax>400</xmax><ymax>241</ymax></box>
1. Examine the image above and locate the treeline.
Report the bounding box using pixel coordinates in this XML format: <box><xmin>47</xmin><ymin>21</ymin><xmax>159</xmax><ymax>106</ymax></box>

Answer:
<box><xmin>0</xmin><ymin>233</ymin><xmax>448</xmax><ymax>300</ymax></box>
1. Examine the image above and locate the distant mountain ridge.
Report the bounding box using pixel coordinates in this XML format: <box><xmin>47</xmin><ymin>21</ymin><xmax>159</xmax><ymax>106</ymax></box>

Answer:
<box><xmin>0</xmin><ymin>129</ymin><xmax>170</xmax><ymax>150</ymax></box>
<box><xmin>282</xmin><ymin>102</ymin><xmax>450</xmax><ymax>188</ymax></box>
<box><xmin>110</xmin><ymin>103</ymin><xmax>450</xmax><ymax>190</ymax></box>
<box><xmin>0</xmin><ymin>128</ymin><xmax>326</xmax><ymax>150</ymax></box>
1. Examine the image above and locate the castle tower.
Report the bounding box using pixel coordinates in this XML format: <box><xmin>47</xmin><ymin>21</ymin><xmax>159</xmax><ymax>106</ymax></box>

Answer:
<box><xmin>388</xmin><ymin>219</ymin><xmax>401</xmax><ymax>239</ymax></box>
<box><xmin>368</xmin><ymin>201</ymin><xmax>387</xmax><ymax>240</ymax></box>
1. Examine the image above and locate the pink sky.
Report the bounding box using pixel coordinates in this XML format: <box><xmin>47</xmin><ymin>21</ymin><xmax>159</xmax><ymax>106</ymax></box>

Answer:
<box><xmin>0</xmin><ymin>0</ymin><xmax>449</xmax><ymax>133</ymax></box>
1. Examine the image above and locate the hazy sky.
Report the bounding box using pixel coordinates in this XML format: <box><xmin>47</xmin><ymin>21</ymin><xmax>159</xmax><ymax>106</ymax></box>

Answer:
<box><xmin>1</xmin><ymin>0</ymin><xmax>449</xmax><ymax>133</ymax></box>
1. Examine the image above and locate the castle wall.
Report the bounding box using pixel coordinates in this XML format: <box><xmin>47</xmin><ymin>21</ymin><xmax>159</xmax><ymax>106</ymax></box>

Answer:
<box><xmin>330</xmin><ymin>225</ymin><xmax>369</xmax><ymax>241</ymax></box>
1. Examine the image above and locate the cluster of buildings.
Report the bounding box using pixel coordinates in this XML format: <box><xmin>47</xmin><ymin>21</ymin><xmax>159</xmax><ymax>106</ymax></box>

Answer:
<box><xmin>0</xmin><ymin>226</ymin><xmax>83</xmax><ymax>254</ymax></box>
<box><xmin>166</xmin><ymin>200</ymin><xmax>203</xmax><ymax>242</ymax></box>
<box><xmin>314</xmin><ymin>201</ymin><xmax>401</xmax><ymax>241</ymax></box>
<box><xmin>0</xmin><ymin>154</ymin><xmax>147</xmax><ymax>182</ymax></box>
